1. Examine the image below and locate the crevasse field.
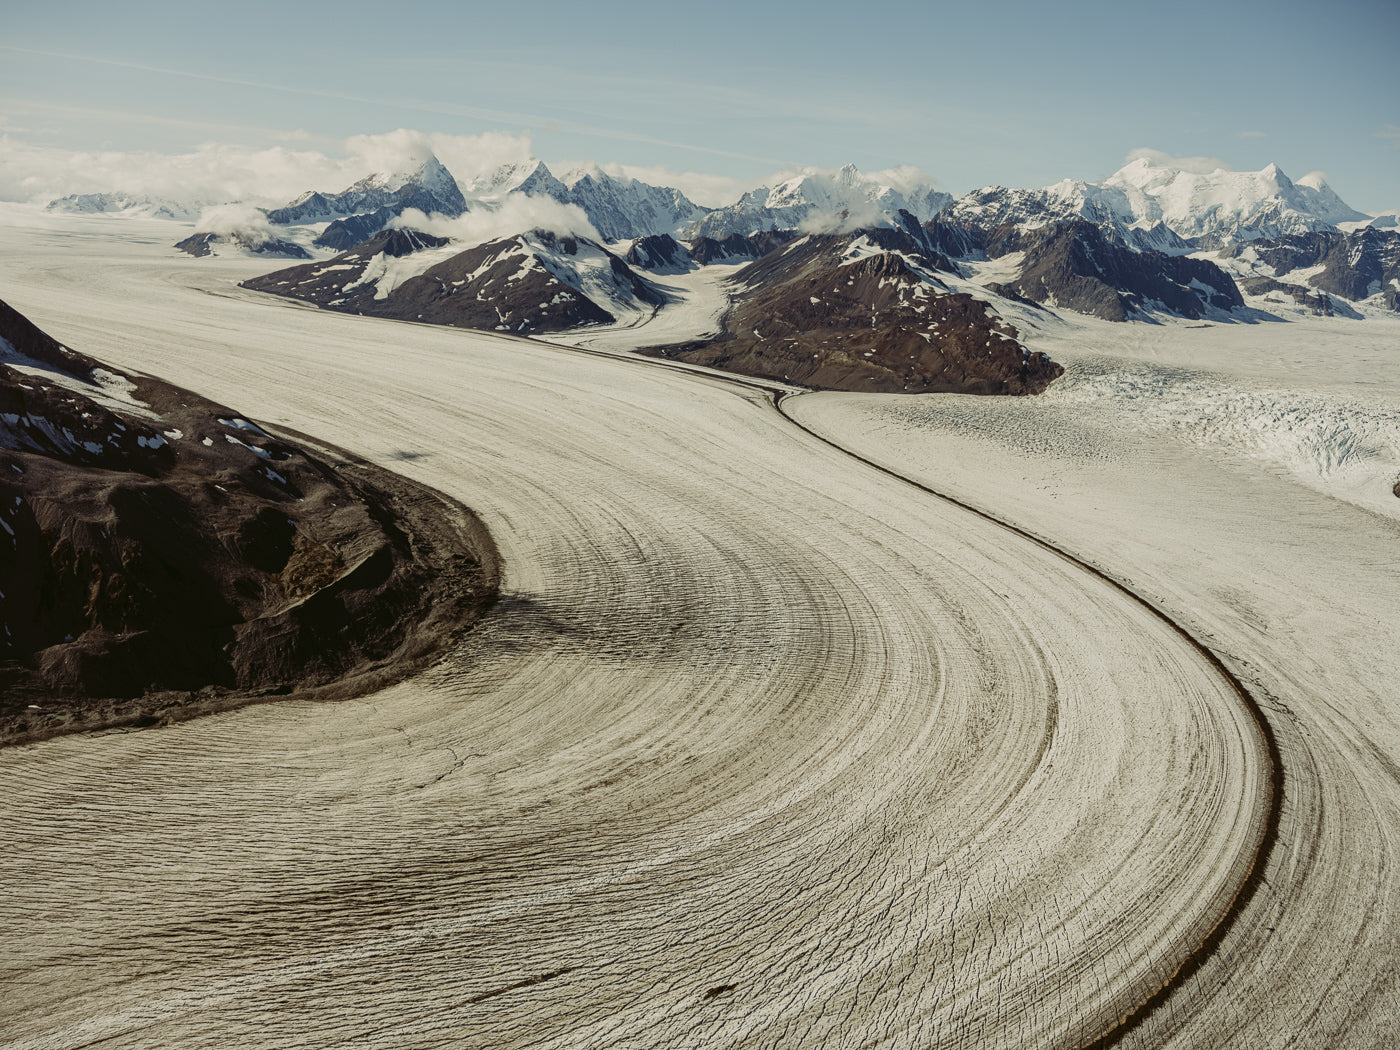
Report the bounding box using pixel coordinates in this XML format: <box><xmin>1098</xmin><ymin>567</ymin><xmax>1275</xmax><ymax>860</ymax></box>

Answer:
<box><xmin>2</xmin><ymin>207</ymin><xmax>1398</xmax><ymax>1048</ymax></box>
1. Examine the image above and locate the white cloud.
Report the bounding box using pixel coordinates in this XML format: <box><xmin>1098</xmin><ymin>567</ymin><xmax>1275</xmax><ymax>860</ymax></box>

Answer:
<box><xmin>392</xmin><ymin>194</ymin><xmax>602</xmax><ymax>247</ymax></box>
<box><xmin>795</xmin><ymin>201</ymin><xmax>888</xmax><ymax>235</ymax></box>
<box><xmin>1240</xmin><ymin>130</ymin><xmax>1266</xmax><ymax>139</ymax></box>
<box><xmin>1378</xmin><ymin>124</ymin><xmax>1400</xmax><ymax>148</ymax></box>
<box><xmin>863</xmin><ymin>164</ymin><xmax>942</xmax><ymax>194</ymax></box>
<box><xmin>0</xmin><ymin>128</ymin><xmax>538</xmax><ymax>208</ymax></box>
<box><xmin>424</xmin><ymin>131</ymin><xmax>536</xmax><ymax>186</ymax></box>
<box><xmin>193</xmin><ymin>202</ymin><xmax>275</xmax><ymax>238</ymax></box>
<box><xmin>0</xmin><ymin>135</ymin><xmax>345</xmax><ymax>205</ymax></box>
<box><xmin>1126</xmin><ymin>148</ymin><xmax>1233</xmax><ymax>175</ymax></box>
<box><xmin>343</xmin><ymin>129</ymin><xmax>437</xmax><ymax>179</ymax></box>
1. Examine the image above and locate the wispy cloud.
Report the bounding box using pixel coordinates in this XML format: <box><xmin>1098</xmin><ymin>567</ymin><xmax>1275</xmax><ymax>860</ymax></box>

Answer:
<box><xmin>1240</xmin><ymin>130</ymin><xmax>1266</xmax><ymax>138</ymax></box>
<box><xmin>1126</xmin><ymin>148</ymin><xmax>1232</xmax><ymax>174</ymax></box>
<box><xmin>0</xmin><ymin>45</ymin><xmax>784</xmax><ymax>166</ymax></box>
<box><xmin>0</xmin><ymin>96</ymin><xmax>324</xmax><ymax>142</ymax></box>
<box><xmin>393</xmin><ymin>197</ymin><xmax>601</xmax><ymax>247</ymax></box>
<box><xmin>1378</xmin><ymin>124</ymin><xmax>1400</xmax><ymax>147</ymax></box>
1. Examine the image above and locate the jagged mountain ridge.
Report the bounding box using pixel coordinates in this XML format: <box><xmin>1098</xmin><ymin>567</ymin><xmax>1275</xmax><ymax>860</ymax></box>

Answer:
<box><xmin>1217</xmin><ymin>226</ymin><xmax>1400</xmax><ymax>312</ymax></box>
<box><xmin>1105</xmin><ymin>158</ymin><xmax>1368</xmax><ymax>246</ymax></box>
<box><xmin>241</xmin><ymin>227</ymin><xmax>663</xmax><ymax>333</ymax></box>
<box><xmin>468</xmin><ymin>160</ymin><xmax>710</xmax><ymax>242</ymax></box>
<box><xmin>623</xmin><ymin>231</ymin><xmax>801</xmax><ymax>273</ymax></box>
<box><xmin>947</xmin><ymin>159</ymin><xmax>1372</xmax><ymax>254</ymax></box>
<box><xmin>974</xmin><ymin>220</ymin><xmax>1244</xmax><ymax>321</ymax></box>
<box><xmin>683</xmin><ymin>165</ymin><xmax>953</xmax><ymax>240</ymax></box>
<box><xmin>945</xmin><ymin>182</ymin><xmax>1192</xmax><ymax>255</ymax></box>
<box><xmin>267</xmin><ymin>155</ymin><xmax>468</xmax><ymax>225</ymax></box>
<box><xmin>645</xmin><ymin>228</ymin><xmax>1061</xmax><ymax>395</ymax></box>
<box><xmin>45</xmin><ymin>193</ymin><xmax>211</xmax><ymax>222</ymax></box>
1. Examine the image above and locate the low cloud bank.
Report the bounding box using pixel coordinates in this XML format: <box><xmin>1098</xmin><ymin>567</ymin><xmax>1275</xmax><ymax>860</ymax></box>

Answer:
<box><xmin>393</xmin><ymin>194</ymin><xmax>602</xmax><ymax>247</ymax></box>
<box><xmin>190</xmin><ymin>203</ymin><xmax>283</xmax><ymax>248</ymax></box>
<box><xmin>0</xmin><ymin>129</ymin><xmax>537</xmax><ymax>207</ymax></box>
<box><xmin>796</xmin><ymin>201</ymin><xmax>892</xmax><ymax>235</ymax></box>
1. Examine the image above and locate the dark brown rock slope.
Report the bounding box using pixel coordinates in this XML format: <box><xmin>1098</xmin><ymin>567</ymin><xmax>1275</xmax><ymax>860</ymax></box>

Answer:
<box><xmin>242</xmin><ymin>229</ymin><xmax>662</xmax><ymax>335</ymax></box>
<box><xmin>1235</xmin><ymin>276</ymin><xmax>1359</xmax><ymax>318</ymax></box>
<box><xmin>985</xmin><ymin>220</ymin><xmax>1243</xmax><ymax>321</ymax></box>
<box><xmin>0</xmin><ymin>297</ymin><xmax>497</xmax><ymax>745</ymax></box>
<box><xmin>1218</xmin><ymin>227</ymin><xmax>1400</xmax><ymax>311</ymax></box>
<box><xmin>174</xmin><ymin>231</ymin><xmax>310</xmax><ymax>259</ymax></box>
<box><xmin>645</xmin><ymin>231</ymin><xmax>1063</xmax><ymax>395</ymax></box>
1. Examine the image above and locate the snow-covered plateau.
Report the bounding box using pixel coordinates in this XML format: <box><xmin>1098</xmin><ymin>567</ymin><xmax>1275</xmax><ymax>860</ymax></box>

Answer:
<box><xmin>1</xmin><ymin>205</ymin><xmax>1398</xmax><ymax>1048</ymax></box>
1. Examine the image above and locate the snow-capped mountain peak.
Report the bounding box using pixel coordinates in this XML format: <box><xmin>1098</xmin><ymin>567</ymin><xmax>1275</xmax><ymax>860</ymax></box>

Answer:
<box><xmin>342</xmin><ymin>154</ymin><xmax>463</xmax><ymax>202</ymax></box>
<box><xmin>267</xmin><ymin>152</ymin><xmax>468</xmax><ymax>226</ymax></box>
<box><xmin>465</xmin><ymin>160</ymin><xmax>707</xmax><ymax>242</ymax></box>
<box><xmin>1101</xmin><ymin>157</ymin><xmax>1366</xmax><ymax>244</ymax></box>
<box><xmin>945</xmin><ymin>179</ymin><xmax>1177</xmax><ymax>251</ymax></box>
<box><xmin>44</xmin><ymin>193</ymin><xmax>211</xmax><ymax>222</ymax></box>
<box><xmin>687</xmin><ymin>164</ymin><xmax>952</xmax><ymax>240</ymax></box>
<box><xmin>946</xmin><ymin>157</ymin><xmax>1369</xmax><ymax>252</ymax></box>
<box><xmin>511</xmin><ymin>161</ymin><xmax>570</xmax><ymax>200</ymax></box>
<box><xmin>465</xmin><ymin>159</ymin><xmax>557</xmax><ymax>198</ymax></box>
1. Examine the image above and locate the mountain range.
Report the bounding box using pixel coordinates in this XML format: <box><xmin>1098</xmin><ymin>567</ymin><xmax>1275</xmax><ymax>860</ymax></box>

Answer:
<box><xmin>54</xmin><ymin>150</ymin><xmax>1391</xmax><ymax>257</ymax></box>
<box><xmin>242</xmin><ymin>227</ymin><xmax>665</xmax><ymax>334</ymax></box>
<box><xmin>37</xmin><ymin>148</ymin><xmax>1399</xmax><ymax>394</ymax></box>
<box><xmin>46</xmin><ymin>193</ymin><xmax>211</xmax><ymax>222</ymax></box>
<box><xmin>221</xmin><ymin>147</ymin><xmax>1398</xmax><ymax>397</ymax></box>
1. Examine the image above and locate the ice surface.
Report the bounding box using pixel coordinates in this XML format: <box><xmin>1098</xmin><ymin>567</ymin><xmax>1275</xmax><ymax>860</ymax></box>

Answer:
<box><xmin>2</xmin><ymin>202</ymin><xmax>1398</xmax><ymax>1048</ymax></box>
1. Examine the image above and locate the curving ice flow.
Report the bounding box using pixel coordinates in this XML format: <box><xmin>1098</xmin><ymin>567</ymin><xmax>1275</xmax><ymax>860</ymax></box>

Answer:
<box><xmin>787</xmin><ymin>328</ymin><xmax>1400</xmax><ymax>1046</ymax></box>
<box><xmin>0</xmin><ymin>212</ymin><xmax>1275</xmax><ymax>1048</ymax></box>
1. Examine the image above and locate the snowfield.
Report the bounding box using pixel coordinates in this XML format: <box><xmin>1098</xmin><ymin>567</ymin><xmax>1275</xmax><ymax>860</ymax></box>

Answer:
<box><xmin>1</xmin><ymin>206</ymin><xmax>1398</xmax><ymax>1048</ymax></box>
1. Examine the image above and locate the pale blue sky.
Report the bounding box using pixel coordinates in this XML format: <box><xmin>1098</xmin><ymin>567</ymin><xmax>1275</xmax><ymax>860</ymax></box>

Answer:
<box><xmin>3</xmin><ymin>0</ymin><xmax>1397</xmax><ymax>209</ymax></box>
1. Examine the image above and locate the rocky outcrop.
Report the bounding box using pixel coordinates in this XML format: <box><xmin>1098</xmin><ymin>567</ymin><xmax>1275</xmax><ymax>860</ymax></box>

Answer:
<box><xmin>175</xmin><ymin>231</ymin><xmax>310</xmax><ymax>259</ymax></box>
<box><xmin>687</xmin><ymin>230</ymin><xmax>798</xmax><ymax>266</ymax></box>
<box><xmin>625</xmin><ymin>234</ymin><xmax>692</xmax><ymax>274</ymax></box>
<box><xmin>915</xmin><ymin>214</ymin><xmax>986</xmax><ymax>261</ymax></box>
<box><xmin>559</xmin><ymin>168</ymin><xmax>710</xmax><ymax>242</ymax></box>
<box><xmin>645</xmin><ymin>231</ymin><xmax>1061</xmax><ymax>395</ymax></box>
<box><xmin>987</xmin><ymin>220</ymin><xmax>1243</xmax><ymax>321</ymax></box>
<box><xmin>0</xmin><ymin>297</ymin><xmax>496</xmax><ymax>744</ymax></box>
<box><xmin>1236</xmin><ymin>276</ymin><xmax>1359</xmax><ymax>318</ymax></box>
<box><xmin>313</xmin><ymin>207</ymin><xmax>402</xmax><ymax>251</ymax></box>
<box><xmin>1219</xmin><ymin>227</ymin><xmax>1400</xmax><ymax>310</ymax></box>
<box><xmin>243</xmin><ymin>229</ymin><xmax>662</xmax><ymax>335</ymax></box>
